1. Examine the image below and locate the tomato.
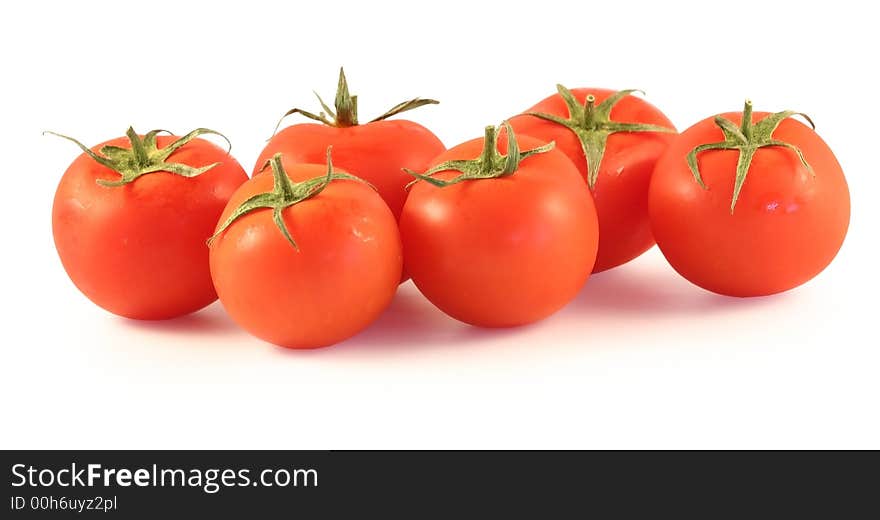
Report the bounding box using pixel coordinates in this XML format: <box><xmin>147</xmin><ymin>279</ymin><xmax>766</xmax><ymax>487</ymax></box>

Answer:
<box><xmin>256</xmin><ymin>68</ymin><xmax>445</xmax><ymax>220</ymax></box>
<box><xmin>400</xmin><ymin>123</ymin><xmax>599</xmax><ymax>327</ymax></box>
<box><xmin>649</xmin><ymin>100</ymin><xmax>850</xmax><ymax>297</ymax></box>
<box><xmin>509</xmin><ymin>86</ymin><xmax>676</xmax><ymax>272</ymax></box>
<box><xmin>209</xmin><ymin>152</ymin><xmax>402</xmax><ymax>349</ymax></box>
<box><xmin>51</xmin><ymin>128</ymin><xmax>248</xmax><ymax>320</ymax></box>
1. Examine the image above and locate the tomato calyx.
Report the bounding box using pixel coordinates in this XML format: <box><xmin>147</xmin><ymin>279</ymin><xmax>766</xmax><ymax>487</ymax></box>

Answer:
<box><xmin>404</xmin><ymin>122</ymin><xmax>554</xmax><ymax>188</ymax></box>
<box><xmin>45</xmin><ymin>127</ymin><xmax>230</xmax><ymax>187</ymax></box>
<box><xmin>687</xmin><ymin>100</ymin><xmax>815</xmax><ymax>213</ymax></box>
<box><xmin>272</xmin><ymin>67</ymin><xmax>439</xmax><ymax>134</ymax></box>
<box><xmin>43</xmin><ymin>127</ymin><xmax>232</xmax><ymax>187</ymax></box>
<box><xmin>209</xmin><ymin>149</ymin><xmax>368</xmax><ymax>250</ymax></box>
<box><xmin>526</xmin><ymin>85</ymin><xmax>674</xmax><ymax>190</ymax></box>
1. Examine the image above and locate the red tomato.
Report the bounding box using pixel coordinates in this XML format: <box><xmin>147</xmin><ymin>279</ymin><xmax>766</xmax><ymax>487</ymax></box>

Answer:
<box><xmin>209</xmin><ymin>153</ymin><xmax>402</xmax><ymax>348</ymax></box>
<box><xmin>400</xmin><ymin>123</ymin><xmax>599</xmax><ymax>327</ymax></box>
<box><xmin>256</xmin><ymin>68</ymin><xmax>445</xmax><ymax>220</ymax></box>
<box><xmin>649</xmin><ymin>101</ymin><xmax>850</xmax><ymax>296</ymax></box>
<box><xmin>509</xmin><ymin>86</ymin><xmax>676</xmax><ymax>272</ymax></box>
<box><xmin>51</xmin><ymin>128</ymin><xmax>248</xmax><ymax>320</ymax></box>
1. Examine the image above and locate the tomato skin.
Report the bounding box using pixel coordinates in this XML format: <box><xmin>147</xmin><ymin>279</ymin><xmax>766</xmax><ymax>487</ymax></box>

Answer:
<box><xmin>209</xmin><ymin>160</ymin><xmax>402</xmax><ymax>349</ymax></box>
<box><xmin>509</xmin><ymin>88</ymin><xmax>676</xmax><ymax>272</ymax></box>
<box><xmin>256</xmin><ymin>120</ymin><xmax>445</xmax><ymax>220</ymax></box>
<box><xmin>649</xmin><ymin>112</ymin><xmax>850</xmax><ymax>297</ymax></box>
<box><xmin>52</xmin><ymin>136</ymin><xmax>248</xmax><ymax>320</ymax></box>
<box><xmin>400</xmin><ymin>134</ymin><xmax>599</xmax><ymax>327</ymax></box>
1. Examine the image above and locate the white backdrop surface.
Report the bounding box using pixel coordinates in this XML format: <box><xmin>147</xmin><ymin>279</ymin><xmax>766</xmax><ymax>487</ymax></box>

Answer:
<box><xmin>1</xmin><ymin>0</ymin><xmax>876</xmax><ymax>448</ymax></box>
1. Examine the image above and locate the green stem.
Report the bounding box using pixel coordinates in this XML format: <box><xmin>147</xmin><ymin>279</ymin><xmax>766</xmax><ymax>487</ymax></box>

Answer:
<box><xmin>126</xmin><ymin>127</ymin><xmax>148</xmax><ymax>166</ymax></box>
<box><xmin>583</xmin><ymin>95</ymin><xmax>597</xmax><ymax>128</ymax></box>
<box><xmin>741</xmin><ymin>100</ymin><xmax>754</xmax><ymax>141</ymax></box>
<box><xmin>479</xmin><ymin>126</ymin><xmax>498</xmax><ymax>165</ymax></box>
<box><xmin>271</xmin><ymin>154</ymin><xmax>296</xmax><ymax>199</ymax></box>
<box><xmin>333</xmin><ymin>68</ymin><xmax>358</xmax><ymax>127</ymax></box>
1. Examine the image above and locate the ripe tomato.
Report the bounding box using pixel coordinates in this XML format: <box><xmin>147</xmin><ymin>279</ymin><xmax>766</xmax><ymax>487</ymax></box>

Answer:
<box><xmin>649</xmin><ymin>101</ymin><xmax>850</xmax><ymax>297</ymax></box>
<box><xmin>51</xmin><ymin>128</ymin><xmax>248</xmax><ymax>320</ymax></box>
<box><xmin>400</xmin><ymin>123</ymin><xmax>599</xmax><ymax>327</ymax></box>
<box><xmin>209</xmin><ymin>152</ymin><xmax>402</xmax><ymax>348</ymax></box>
<box><xmin>256</xmin><ymin>68</ymin><xmax>445</xmax><ymax>220</ymax></box>
<box><xmin>509</xmin><ymin>86</ymin><xmax>676</xmax><ymax>272</ymax></box>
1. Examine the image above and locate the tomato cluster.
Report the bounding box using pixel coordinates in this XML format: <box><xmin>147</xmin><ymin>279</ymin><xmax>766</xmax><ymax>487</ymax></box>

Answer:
<box><xmin>50</xmin><ymin>69</ymin><xmax>850</xmax><ymax>349</ymax></box>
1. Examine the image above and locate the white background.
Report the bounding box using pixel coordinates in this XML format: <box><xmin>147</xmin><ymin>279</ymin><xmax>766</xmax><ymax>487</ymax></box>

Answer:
<box><xmin>1</xmin><ymin>0</ymin><xmax>877</xmax><ymax>449</ymax></box>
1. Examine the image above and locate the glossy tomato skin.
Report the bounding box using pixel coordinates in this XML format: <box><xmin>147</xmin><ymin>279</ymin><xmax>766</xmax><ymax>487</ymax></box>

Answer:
<box><xmin>256</xmin><ymin>120</ymin><xmax>445</xmax><ymax>220</ymax></box>
<box><xmin>400</xmin><ymin>134</ymin><xmax>599</xmax><ymax>327</ymax></box>
<box><xmin>649</xmin><ymin>112</ymin><xmax>850</xmax><ymax>297</ymax></box>
<box><xmin>210</xmin><ymin>160</ymin><xmax>402</xmax><ymax>349</ymax></box>
<box><xmin>509</xmin><ymin>88</ymin><xmax>676</xmax><ymax>272</ymax></box>
<box><xmin>52</xmin><ymin>136</ymin><xmax>248</xmax><ymax>320</ymax></box>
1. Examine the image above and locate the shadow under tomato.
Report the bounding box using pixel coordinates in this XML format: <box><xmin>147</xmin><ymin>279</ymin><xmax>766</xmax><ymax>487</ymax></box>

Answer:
<box><xmin>120</xmin><ymin>301</ymin><xmax>242</xmax><ymax>338</ymax></box>
<box><xmin>281</xmin><ymin>283</ymin><xmax>524</xmax><ymax>357</ymax></box>
<box><xmin>572</xmin><ymin>261</ymin><xmax>791</xmax><ymax>317</ymax></box>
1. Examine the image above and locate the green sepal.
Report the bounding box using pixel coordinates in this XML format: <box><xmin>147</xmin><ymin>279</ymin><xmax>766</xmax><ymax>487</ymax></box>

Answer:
<box><xmin>404</xmin><ymin>121</ymin><xmax>555</xmax><ymax>188</ymax></box>
<box><xmin>45</xmin><ymin>127</ymin><xmax>230</xmax><ymax>187</ymax></box>
<box><xmin>526</xmin><ymin>85</ymin><xmax>674</xmax><ymax>189</ymax></box>
<box><xmin>686</xmin><ymin>100</ymin><xmax>815</xmax><ymax>213</ymax></box>
<box><xmin>272</xmin><ymin>67</ymin><xmax>439</xmax><ymax>136</ymax></box>
<box><xmin>208</xmin><ymin>148</ymin><xmax>370</xmax><ymax>250</ymax></box>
